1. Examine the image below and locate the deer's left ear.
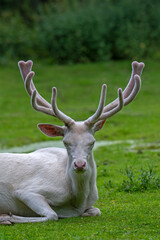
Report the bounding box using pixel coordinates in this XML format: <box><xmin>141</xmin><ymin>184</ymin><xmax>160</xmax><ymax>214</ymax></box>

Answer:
<box><xmin>38</xmin><ymin>124</ymin><xmax>65</xmax><ymax>137</ymax></box>
<box><xmin>92</xmin><ymin>120</ymin><xmax>106</xmax><ymax>132</ymax></box>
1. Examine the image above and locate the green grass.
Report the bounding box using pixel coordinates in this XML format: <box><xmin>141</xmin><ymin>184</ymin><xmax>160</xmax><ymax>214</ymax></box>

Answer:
<box><xmin>0</xmin><ymin>59</ymin><xmax>160</xmax><ymax>147</ymax></box>
<box><xmin>0</xmin><ymin>60</ymin><xmax>160</xmax><ymax>239</ymax></box>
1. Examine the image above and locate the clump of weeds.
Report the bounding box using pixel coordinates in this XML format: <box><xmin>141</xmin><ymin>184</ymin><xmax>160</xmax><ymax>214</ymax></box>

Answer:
<box><xmin>119</xmin><ymin>163</ymin><xmax>160</xmax><ymax>192</ymax></box>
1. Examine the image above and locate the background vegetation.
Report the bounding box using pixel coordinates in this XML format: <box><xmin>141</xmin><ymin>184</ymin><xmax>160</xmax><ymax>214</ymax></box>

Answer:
<box><xmin>0</xmin><ymin>0</ymin><xmax>160</xmax><ymax>64</ymax></box>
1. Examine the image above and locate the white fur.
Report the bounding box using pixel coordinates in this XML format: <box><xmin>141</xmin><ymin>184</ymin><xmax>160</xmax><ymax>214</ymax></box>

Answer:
<box><xmin>0</xmin><ymin>122</ymin><xmax>100</xmax><ymax>224</ymax></box>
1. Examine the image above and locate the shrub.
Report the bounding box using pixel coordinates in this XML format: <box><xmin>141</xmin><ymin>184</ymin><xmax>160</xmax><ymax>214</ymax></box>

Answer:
<box><xmin>0</xmin><ymin>12</ymin><xmax>35</xmax><ymax>63</ymax></box>
<box><xmin>35</xmin><ymin>2</ymin><xmax>112</xmax><ymax>63</ymax></box>
<box><xmin>1</xmin><ymin>0</ymin><xmax>160</xmax><ymax>63</ymax></box>
<box><xmin>110</xmin><ymin>0</ymin><xmax>160</xmax><ymax>59</ymax></box>
<box><xmin>32</xmin><ymin>0</ymin><xmax>160</xmax><ymax>63</ymax></box>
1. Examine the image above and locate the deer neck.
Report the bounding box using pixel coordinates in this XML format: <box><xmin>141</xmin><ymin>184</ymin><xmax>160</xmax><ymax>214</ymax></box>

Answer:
<box><xmin>67</xmin><ymin>153</ymin><xmax>96</xmax><ymax>205</ymax></box>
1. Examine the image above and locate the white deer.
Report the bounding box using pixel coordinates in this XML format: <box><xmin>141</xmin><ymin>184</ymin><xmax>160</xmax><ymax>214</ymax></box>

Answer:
<box><xmin>0</xmin><ymin>61</ymin><xmax>144</xmax><ymax>224</ymax></box>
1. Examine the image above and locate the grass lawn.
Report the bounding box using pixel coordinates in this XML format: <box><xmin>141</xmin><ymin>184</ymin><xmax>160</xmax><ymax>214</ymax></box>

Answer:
<box><xmin>0</xmin><ymin>60</ymin><xmax>160</xmax><ymax>239</ymax></box>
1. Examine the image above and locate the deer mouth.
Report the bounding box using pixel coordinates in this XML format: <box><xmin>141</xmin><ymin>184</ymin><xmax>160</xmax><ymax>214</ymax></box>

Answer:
<box><xmin>73</xmin><ymin>161</ymin><xmax>87</xmax><ymax>173</ymax></box>
<box><xmin>74</xmin><ymin>167</ymin><xmax>86</xmax><ymax>174</ymax></box>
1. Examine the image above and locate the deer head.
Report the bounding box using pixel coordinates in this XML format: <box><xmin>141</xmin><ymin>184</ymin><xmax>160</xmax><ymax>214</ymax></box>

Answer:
<box><xmin>18</xmin><ymin>60</ymin><xmax>144</xmax><ymax>173</ymax></box>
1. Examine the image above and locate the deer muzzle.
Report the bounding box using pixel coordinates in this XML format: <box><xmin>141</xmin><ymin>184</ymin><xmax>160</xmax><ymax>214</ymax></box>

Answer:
<box><xmin>73</xmin><ymin>160</ymin><xmax>87</xmax><ymax>173</ymax></box>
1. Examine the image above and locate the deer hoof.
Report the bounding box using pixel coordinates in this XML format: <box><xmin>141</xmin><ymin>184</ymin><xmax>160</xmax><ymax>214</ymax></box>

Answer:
<box><xmin>0</xmin><ymin>214</ymin><xmax>14</xmax><ymax>225</ymax></box>
<box><xmin>82</xmin><ymin>207</ymin><xmax>101</xmax><ymax>217</ymax></box>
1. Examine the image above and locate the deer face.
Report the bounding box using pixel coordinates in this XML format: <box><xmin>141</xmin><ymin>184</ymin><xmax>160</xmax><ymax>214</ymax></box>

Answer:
<box><xmin>38</xmin><ymin>121</ymin><xmax>96</xmax><ymax>173</ymax></box>
<box><xmin>63</xmin><ymin>122</ymin><xmax>95</xmax><ymax>173</ymax></box>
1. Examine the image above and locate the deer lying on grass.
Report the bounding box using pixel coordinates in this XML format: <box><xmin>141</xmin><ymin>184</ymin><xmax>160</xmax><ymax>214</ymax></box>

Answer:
<box><xmin>0</xmin><ymin>61</ymin><xmax>144</xmax><ymax>224</ymax></box>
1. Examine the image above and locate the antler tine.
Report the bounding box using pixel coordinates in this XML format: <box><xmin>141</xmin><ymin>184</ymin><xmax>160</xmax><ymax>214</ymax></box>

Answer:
<box><xmin>123</xmin><ymin>74</ymin><xmax>141</xmax><ymax>105</ymax></box>
<box><xmin>18</xmin><ymin>60</ymin><xmax>33</xmax><ymax>81</ymax></box>
<box><xmin>18</xmin><ymin>60</ymin><xmax>36</xmax><ymax>98</ymax></box>
<box><xmin>103</xmin><ymin>61</ymin><xmax>145</xmax><ymax>113</ymax></box>
<box><xmin>25</xmin><ymin>71</ymin><xmax>52</xmax><ymax>109</ymax></box>
<box><xmin>52</xmin><ymin>87</ymin><xmax>74</xmax><ymax>126</ymax></box>
<box><xmin>85</xmin><ymin>84</ymin><xmax>107</xmax><ymax>125</ymax></box>
<box><xmin>123</xmin><ymin>61</ymin><xmax>144</xmax><ymax>99</ymax></box>
<box><xmin>31</xmin><ymin>90</ymin><xmax>55</xmax><ymax>116</ymax></box>
<box><xmin>99</xmin><ymin>88</ymin><xmax>124</xmax><ymax>120</ymax></box>
<box><xmin>18</xmin><ymin>60</ymin><xmax>51</xmax><ymax>109</ymax></box>
<box><xmin>24</xmin><ymin>72</ymin><xmax>35</xmax><ymax>96</ymax></box>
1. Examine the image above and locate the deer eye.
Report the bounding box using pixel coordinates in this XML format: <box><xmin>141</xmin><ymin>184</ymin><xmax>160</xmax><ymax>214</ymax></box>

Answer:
<box><xmin>63</xmin><ymin>141</ymin><xmax>69</xmax><ymax>146</ymax></box>
<box><xmin>63</xmin><ymin>140</ymin><xmax>73</xmax><ymax>147</ymax></box>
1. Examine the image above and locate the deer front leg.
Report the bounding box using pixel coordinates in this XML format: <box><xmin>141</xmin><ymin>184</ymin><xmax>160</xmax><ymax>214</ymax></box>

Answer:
<box><xmin>82</xmin><ymin>207</ymin><xmax>101</xmax><ymax>217</ymax></box>
<box><xmin>0</xmin><ymin>213</ymin><xmax>50</xmax><ymax>224</ymax></box>
<box><xmin>0</xmin><ymin>190</ymin><xmax>58</xmax><ymax>224</ymax></box>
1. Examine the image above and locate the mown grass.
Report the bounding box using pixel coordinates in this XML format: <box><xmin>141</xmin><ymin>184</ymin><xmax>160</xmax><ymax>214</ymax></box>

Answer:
<box><xmin>0</xmin><ymin>60</ymin><xmax>160</xmax><ymax>239</ymax></box>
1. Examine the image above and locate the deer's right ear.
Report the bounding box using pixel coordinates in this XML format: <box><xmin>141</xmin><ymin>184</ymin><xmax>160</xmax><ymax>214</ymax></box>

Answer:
<box><xmin>38</xmin><ymin>124</ymin><xmax>65</xmax><ymax>137</ymax></box>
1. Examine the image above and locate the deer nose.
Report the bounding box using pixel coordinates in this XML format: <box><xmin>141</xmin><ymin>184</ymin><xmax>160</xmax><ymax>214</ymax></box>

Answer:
<box><xmin>74</xmin><ymin>161</ymin><xmax>86</xmax><ymax>172</ymax></box>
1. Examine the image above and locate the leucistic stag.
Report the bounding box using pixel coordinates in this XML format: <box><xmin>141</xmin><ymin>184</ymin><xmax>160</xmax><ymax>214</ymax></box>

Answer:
<box><xmin>0</xmin><ymin>61</ymin><xmax>144</xmax><ymax>224</ymax></box>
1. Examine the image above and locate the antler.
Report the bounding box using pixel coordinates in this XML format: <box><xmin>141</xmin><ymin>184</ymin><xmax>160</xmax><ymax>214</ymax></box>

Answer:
<box><xmin>18</xmin><ymin>60</ymin><xmax>74</xmax><ymax>126</ymax></box>
<box><xmin>19</xmin><ymin>60</ymin><xmax>144</xmax><ymax>127</ymax></box>
<box><xmin>85</xmin><ymin>61</ymin><xmax>145</xmax><ymax>125</ymax></box>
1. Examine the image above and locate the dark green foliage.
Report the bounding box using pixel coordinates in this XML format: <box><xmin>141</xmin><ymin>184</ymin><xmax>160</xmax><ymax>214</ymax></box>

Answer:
<box><xmin>119</xmin><ymin>165</ymin><xmax>160</xmax><ymax>192</ymax></box>
<box><xmin>0</xmin><ymin>14</ymin><xmax>34</xmax><ymax>63</ymax></box>
<box><xmin>1</xmin><ymin>0</ymin><xmax>160</xmax><ymax>63</ymax></box>
<box><xmin>35</xmin><ymin>2</ymin><xmax>112</xmax><ymax>63</ymax></box>
<box><xmin>110</xmin><ymin>0</ymin><xmax>160</xmax><ymax>60</ymax></box>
